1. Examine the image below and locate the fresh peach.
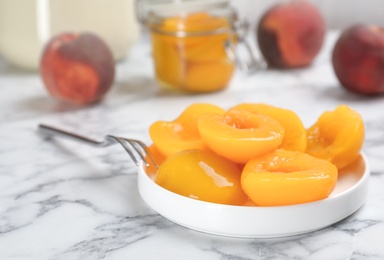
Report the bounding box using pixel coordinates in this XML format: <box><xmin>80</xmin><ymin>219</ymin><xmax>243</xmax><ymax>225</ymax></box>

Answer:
<box><xmin>257</xmin><ymin>0</ymin><xmax>325</xmax><ymax>68</ymax></box>
<box><xmin>40</xmin><ymin>32</ymin><xmax>115</xmax><ymax>105</ymax></box>
<box><xmin>332</xmin><ymin>25</ymin><xmax>384</xmax><ymax>95</ymax></box>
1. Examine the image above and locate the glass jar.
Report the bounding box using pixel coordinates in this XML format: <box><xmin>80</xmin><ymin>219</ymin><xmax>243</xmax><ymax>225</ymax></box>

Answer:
<box><xmin>0</xmin><ymin>0</ymin><xmax>139</xmax><ymax>70</ymax></box>
<box><xmin>142</xmin><ymin>0</ymin><xmax>256</xmax><ymax>93</ymax></box>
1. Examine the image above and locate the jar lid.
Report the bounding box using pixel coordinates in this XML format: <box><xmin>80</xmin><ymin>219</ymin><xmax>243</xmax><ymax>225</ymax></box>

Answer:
<box><xmin>142</xmin><ymin>0</ymin><xmax>229</xmax><ymax>14</ymax></box>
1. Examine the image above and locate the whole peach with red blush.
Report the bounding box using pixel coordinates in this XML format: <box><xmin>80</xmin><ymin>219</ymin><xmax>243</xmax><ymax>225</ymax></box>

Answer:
<box><xmin>40</xmin><ymin>32</ymin><xmax>115</xmax><ymax>105</ymax></box>
<box><xmin>257</xmin><ymin>0</ymin><xmax>325</xmax><ymax>69</ymax></box>
<box><xmin>332</xmin><ymin>25</ymin><xmax>384</xmax><ymax>95</ymax></box>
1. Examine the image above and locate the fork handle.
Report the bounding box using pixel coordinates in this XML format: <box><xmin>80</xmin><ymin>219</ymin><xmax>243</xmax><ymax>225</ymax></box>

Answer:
<box><xmin>38</xmin><ymin>124</ymin><xmax>157</xmax><ymax>168</ymax></box>
<box><xmin>38</xmin><ymin>124</ymin><xmax>112</xmax><ymax>147</ymax></box>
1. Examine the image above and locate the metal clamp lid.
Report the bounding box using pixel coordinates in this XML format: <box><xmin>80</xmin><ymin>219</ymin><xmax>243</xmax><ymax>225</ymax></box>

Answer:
<box><xmin>225</xmin><ymin>20</ymin><xmax>267</xmax><ymax>73</ymax></box>
<box><xmin>136</xmin><ymin>0</ymin><xmax>229</xmax><ymax>24</ymax></box>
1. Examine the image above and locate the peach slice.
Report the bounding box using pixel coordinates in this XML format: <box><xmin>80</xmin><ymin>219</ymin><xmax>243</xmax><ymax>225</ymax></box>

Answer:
<box><xmin>144</xmin><ymin>144</ymin><xmax>167</xmax><ymax>179</ymax></box>
<box><xmin>155</xmin><ymin>150</ymin><xmax>248</xmax><ymax>205</ymax></box>
<box><xmin>183</xmin><ymin>61</ymin><xmax>235</xmax><ymax>92</ymax></box>
<box><xmin>149</xmin><ymin>103</ymin><xmax>225</xmax><ymax>157</ymax></box>
<box><xmin>161</xmin><ymin>13</ymin><xmax>226</xmax><ymax>32</ymax></box>
<box><xmin>241</xmin><ymin>149</ymin><xmax>338</xmax><ymax>206</ymax></box>
<box><xmin>230</xmin><ymin>103</ymin><xmax>307</xmax><ymax>152</ymax></box>
<box><xmin>150</xmin><ymin>12</ymin><xmax>235</xmax><ymax>93</ymax></box>
<box><xmin>197</xmin><ymin>109</ymin><xmax>285</xmax><ymax>164</ymax></box>
<box><xmin>306</xmin><ymin>105</ymin><xmax>365</xmax><ymax>169</ymax></box>
<box><xmin>151</xmin><ymin>33</ymin><xmax>184</xmax><ymax>88</ymax></box>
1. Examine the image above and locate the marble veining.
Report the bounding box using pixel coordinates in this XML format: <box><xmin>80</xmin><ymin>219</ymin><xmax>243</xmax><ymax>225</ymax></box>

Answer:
<box><xmin>1</xmin><ymin>31</ymin><xmax>384</xmax><ymax>259</ymax></box>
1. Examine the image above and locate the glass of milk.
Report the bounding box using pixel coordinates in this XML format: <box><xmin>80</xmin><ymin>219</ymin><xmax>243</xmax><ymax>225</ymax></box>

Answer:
<box><xmin>0</xmin><ymin>0</ymin><xmax>140</xmax><ymax>70</ymax></box>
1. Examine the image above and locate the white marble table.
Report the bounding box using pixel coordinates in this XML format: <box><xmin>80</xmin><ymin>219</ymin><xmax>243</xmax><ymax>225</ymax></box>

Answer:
<box><xmin>1</xmin><ymin>32</ymin><xmax>384</xmax><ymax>260</ymax></box>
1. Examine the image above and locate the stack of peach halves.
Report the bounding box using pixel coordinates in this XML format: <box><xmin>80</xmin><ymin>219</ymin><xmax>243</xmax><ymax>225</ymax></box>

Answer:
<box><xmin>148</xmin><ymin>103</ymin><xmax>365</xmax><ymax>207</ymax></box>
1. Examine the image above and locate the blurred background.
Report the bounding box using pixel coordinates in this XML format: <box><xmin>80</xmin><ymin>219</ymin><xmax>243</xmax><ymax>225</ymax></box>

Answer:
<box><xmin>139</xmin><ymin>0</ymin><xmax>384</xmax><ymax>29</ymax></box>
<box><xmin>233</xmin><ymin>0</ymin><xmax>384</xmax><ymax>30</ymax></box>
<box><xmin>0</xmin><ymin>0</ymin><xmax>383</xmax><ymax>71</ymax></box>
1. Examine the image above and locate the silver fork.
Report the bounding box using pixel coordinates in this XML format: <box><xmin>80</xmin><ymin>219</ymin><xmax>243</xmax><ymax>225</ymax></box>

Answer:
<box><xmin>38</xmin><ymin>124</ymin><xmax>158</xmax><ymax>168</ymax></box>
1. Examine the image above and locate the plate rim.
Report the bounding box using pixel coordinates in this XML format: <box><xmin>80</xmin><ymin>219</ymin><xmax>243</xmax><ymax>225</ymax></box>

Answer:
<box><xmin>137</xmin><ymin>152</ymin><xmax>370</xmax><ymax>238</ymax></box>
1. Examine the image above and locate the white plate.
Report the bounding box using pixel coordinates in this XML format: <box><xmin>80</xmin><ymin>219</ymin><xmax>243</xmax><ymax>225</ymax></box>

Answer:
<box><xmin>137</xmin><ymin>153</ymin><xmax>370</xmax><ymax>238</ymax></box>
